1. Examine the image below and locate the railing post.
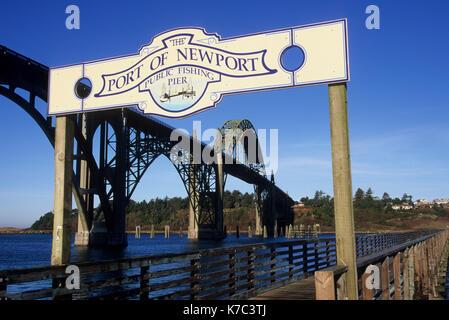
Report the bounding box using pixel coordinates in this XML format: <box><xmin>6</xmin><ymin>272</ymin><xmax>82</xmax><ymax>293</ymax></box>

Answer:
<box><xmin>248</xmin><ymin>248</ymin><xmax>255</xmax><ymax>290</ymax></box>
<box><xmin>52</xmin><ymin>274</ymin><xmax>72</xmax><ymax>300</ymax></box>
<box><xmin>422</xmin><ymin>240</ymin><xmax>430</xmax><ymax>298</ymax></box>
<box><xmin>271</xmin><ymin>247</ymin><xmax>276</xmax><ymax>283</ymax></box>
<box><xmin>409</xmin><ymin>245</ymin><xmax>415</xmax><ymax>299</ymax></box>
<box><xmin>190</xmin><ymin>258</ymin><xmax>200</xmax><ymax>300</ymax></box>
<box><xmin>403</xmin><ymin>248</ymin><xmax>410</xmax><ymax>300</ymax></box>
<box><xmin>326</xmin><ymin>240</ymin><xmax>331</xmax><ymax>266</ymax></box>
<box><xmin>302</xmin><ymin>242</ymin><xmax>308</xmax><ymax>275</ymax></box>
<box><xmin>381</xmin><ymin>257</ymin><xmax>390</xmax><ymax>300</ymax></box>
<box><xmin>315</xmin><ymin>270</ymin><xmax>335</xmax><ymax>300</ymax></box>
<box><xmin>361</xmin><ymin>269</ymin><xmax>374</xmax><ymax>300</ymax></box>
<box><xmin>0</xmin><ymin>277</ymin><xmax>6</xmax><ymax>300</ymax></box>
<box><xmin>414</xmin><ymin>244</ymin><xmax>422</xmax><ymax>299</ymax></box>
<box><xmin>288</xmin><ymin>244</ymin><xmax>294</xmax><ymax>278</ymax></box>
<box><xmin>336</xmin><ymin>272</ymin><xmax>348</xmax><ymax>300</ymax></box>
<box><xmin>314</xmin><ymin>241</ymin><xmax>319</xmax><ymax>272</ymax></box>
<box><xmin>229</xmin><ymin>252</ymin><xmax>236</xmax><ymax>296</ymax></box>
<box><xmin>140</xmin><ymin>266</ymin><xmax>149</xmax><ymax>300</ymax></box>
<box><xmin>393</xmin><ymin>252</ymin><xmax>402</xmax><ymax>300</ymax></box>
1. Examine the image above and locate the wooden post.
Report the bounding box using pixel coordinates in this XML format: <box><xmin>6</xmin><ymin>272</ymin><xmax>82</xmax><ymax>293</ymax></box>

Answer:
<box><xmin>336</xmin><ymin>273</ymin><xmax>347</xmax><ymax>300</ymax></box>
<box><xmin>140</xmin><ymin>266</ymin><xmax>149</xmax><ymax>300</ymax></box>
<box><xmin>315</xmin><ymin>271</ymin><xmax>335</xmax><ymax>300</ymax></box>
<box><xmin>409</xmin><ymin>246</ymin><xmax>415</xmax><ymax>299</ymax></box>
<box><xmin>248</xmin><ymin>225</ymin><xmax>252</xmax><ymax>238</ymax></box>
<box><xmin>414</xmin><ymin>244</ymin><xmax>422</xmax><ymax>298</ymax></box>
<box><xmin>328</xmin><ymin>83</ymin><xmax>358</xmax><ymax>299</ymax></box>
<box><xmin>0</xmin><ymin>277</ymin><xmax>6</xmax><ymax>300</ymax></box>
<box><xmin>422</xmin><ymin>241</ymin><xmax>430</xmax><ymax>298</ymax></box>
<box><xmin>403</xmin><ymin>248</ymin><xmax>410</xmax><ymax>300</ymax></box>
<box><xmin>393</xmin><ymin>252</ymin><xmax>402</xmax><ymax>300</ymax></box>
<box><xmin>51</xmin><ymin>116</ymin><xmax>75</xmax><ymax>266</ymax></box>
<box><xmin>361</xmin><ymin>271</ymin><xmax>374</xmax><ymax>300</ymax></box>
<box><xmin>165</xmin><ymin>225</ymin><xmax>170</xmax><ymax>239</ymax></box>
<box><xmin>288</xmin><ymin>244</ymin><xmax>294</xmax><ymax>278</ymax></box>
<box><xmin>381</xmin><ymin>257</ymin><xmax>390</xmax><ymax>300</ymax></box>
<box><xmin>236</xmin><ymin>225</ymin><xmax>240</xmax><ymax>238</ymax></box>
<box><xmin>150</xmin><ymin>225</ymin><xmax>154</xmax><ymax>239</ymax></box>
<box><xmin>248</xmin><ymin>248</ymin><xmax>255</xmax><ymax>290</ymax></box>
<box><xmin>190</xmin><ymin>258</ymin><xmax>200</xmax><ymax>299</ymax></box>
<box><xmin>270</xmin><ymin>247</ymin><xmax>276</xmax><ymax>284</ymax></box>
<box><xmin>229</xmin><ymin>252</ymin><xmax>236</xmax><ymax>295</ymax></box>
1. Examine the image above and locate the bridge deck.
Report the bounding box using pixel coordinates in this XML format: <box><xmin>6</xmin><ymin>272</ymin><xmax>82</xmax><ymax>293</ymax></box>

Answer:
<box><xmin>250</xmin><ymin>278</ymin><xmax>316</xmax><ymax>300</ymax></box>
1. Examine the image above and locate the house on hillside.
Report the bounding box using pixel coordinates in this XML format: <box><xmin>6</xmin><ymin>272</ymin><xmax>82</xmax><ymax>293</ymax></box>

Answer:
<box><xmin>433</xmin><ymin>199</ymin><xmax>449</xmax><ymax>206</ymax></box>
<box><xmin>392</xmin><ymin>203</ymin><xmax>413</xmax><ymax>211</ymax></box>
<box><xmin>414</xmin><ymin>199</ymin><xmax>430</xmax><ymax>207</ymax></box>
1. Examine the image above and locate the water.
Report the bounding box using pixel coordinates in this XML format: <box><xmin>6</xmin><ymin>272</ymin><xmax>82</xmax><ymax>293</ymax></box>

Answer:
<box><xmin>0</xmin><ymin>233</ymin><xmax>336</xmax><ymax>299</ymax></box>
<box><xmin>0</xmin><ymin>233</ymin><xmax>335</xmax><ymax>270</ymax></box>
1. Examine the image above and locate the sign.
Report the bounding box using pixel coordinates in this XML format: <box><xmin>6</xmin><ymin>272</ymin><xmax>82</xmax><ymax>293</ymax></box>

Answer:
<box><xmin>48</xmin><ymin>19</ymin><xmax>349</xmax><ymax>118</ymax></box>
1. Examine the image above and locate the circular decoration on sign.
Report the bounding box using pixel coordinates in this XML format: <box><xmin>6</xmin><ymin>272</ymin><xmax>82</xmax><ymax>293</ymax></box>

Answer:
<box><xmin>74</xmin><ymin>77</ymin><xmax>92</xmax><ymax>99</ymax></box>
<box><xmin>280</xmin><ymin>45</ymin><xmax>305</xmax><ymax>72</ymax></box>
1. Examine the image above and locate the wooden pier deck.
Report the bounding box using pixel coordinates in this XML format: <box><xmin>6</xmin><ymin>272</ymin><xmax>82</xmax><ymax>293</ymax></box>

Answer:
<box><xmin>250</xmin><ymin>278</ymin><xmax>316</xmax><ymax>300</ymax></box>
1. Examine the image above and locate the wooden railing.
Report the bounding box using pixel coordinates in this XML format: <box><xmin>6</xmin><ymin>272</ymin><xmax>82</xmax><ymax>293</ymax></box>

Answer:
<box><xmin>0</xmin><ymin>230</ymin><xmax>442</xmax><ymax>300</ymax></box>
<box><xmin>315</xmin><ymin>229</ymin><xmax>449</xmax><ymax>300</ymax></box>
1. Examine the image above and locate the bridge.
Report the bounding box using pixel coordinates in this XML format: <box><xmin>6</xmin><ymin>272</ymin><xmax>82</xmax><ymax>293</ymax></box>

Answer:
<box><xmin>0</xmin><ymin>44</ymin><xmax>294</xmax><ymax>247</ymax></box>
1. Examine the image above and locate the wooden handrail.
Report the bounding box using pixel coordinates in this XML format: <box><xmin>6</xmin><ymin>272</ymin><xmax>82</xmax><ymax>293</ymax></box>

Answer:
<box><xmin>314</xmin><ymin>229</ymin><xmax>449</xmax><ymax>300</ymax></box>
<box><xmin>0</xmin><ymin>230</ymin><xmax>444</xmax><ymax>300</ymax></box>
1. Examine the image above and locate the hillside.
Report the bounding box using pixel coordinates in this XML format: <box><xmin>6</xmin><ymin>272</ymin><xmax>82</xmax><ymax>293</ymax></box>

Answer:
<box><xmin>27</xmin><ymin>188</ymin><xmax>449</xmax><ymax>233</ymax></box>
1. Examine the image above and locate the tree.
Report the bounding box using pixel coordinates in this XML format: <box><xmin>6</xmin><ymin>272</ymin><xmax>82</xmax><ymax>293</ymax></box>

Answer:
<box><xmin>354</xmin><ymin>188</ymin><xmax>365</xmax><ymax>206</ymax></box>
<box><xmin>382</xmin><ymin>192</ymin><xmax>391</xmax><ymax>203</ymax></box>
<box><xmin>401</xmin><ymin>193</ymin><xmax>412</xmax><ymax>204</ymax></box>
<box><xmin>365</xmin><ymin>188</ymin><xmax>374</xmax><ymax>201</ymax></box>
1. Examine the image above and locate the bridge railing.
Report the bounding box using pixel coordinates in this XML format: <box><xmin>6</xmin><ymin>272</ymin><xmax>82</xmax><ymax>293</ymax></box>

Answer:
<box><xmin>0</xmin><ymin>230</ymin><xmax>441</xmax><ymax>300</ymax></box>
<box><xmin>315</xmin><ymin>229</ymin><xmax>449</xmax><ymax>300</ymax></box>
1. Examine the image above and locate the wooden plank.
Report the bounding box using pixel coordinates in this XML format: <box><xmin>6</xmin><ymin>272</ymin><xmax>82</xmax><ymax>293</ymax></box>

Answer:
<box><xmin>315</xmin><ymin>271</ymin><xmax>335</xmax><ymax>300</ymax></box>
<box><xmin>403</xmin><ymin>248</ymin><xmax>410</xmax><ymax>300</ymax></box>
<box><xmin>250</xmin><ymin>277</ymin><xmax>316</xmax><ymax>300</ymax></box>
<box><xmin>393</xmin><ymin>252</ymin><xmax>402</xmax><ymax>300</ymax></box>
<box><xmin>381</xmin><ymin>257</ymin><xmax>390</xmax><ymax>300</ymax></box>
<box><xmin>361</xmin><ymin>271</ymin><xmax>373</xmax><ymax>300</ymax></box>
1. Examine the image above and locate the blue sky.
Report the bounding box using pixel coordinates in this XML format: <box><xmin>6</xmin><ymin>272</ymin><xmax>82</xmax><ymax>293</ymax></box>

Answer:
<box><xmin>0</xmin><ymin>0</ymin><xmax>448</xmax><ymax>227</ymax></box>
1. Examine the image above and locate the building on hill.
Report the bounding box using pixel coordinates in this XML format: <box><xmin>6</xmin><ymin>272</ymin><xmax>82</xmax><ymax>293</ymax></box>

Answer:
<box><xmin>433</xmin><ymin>199</ymin><xmax>449</xmax><ymax>206</ymax></box>
<box><xmin>414</xmin><ymin>199</ymin><xmax>430</xmax><ymax>207</ymax></box>
<box><xmin>392</xmin><ymin>203</ymin><xmax>413</xmax><ymax>211</ymax></box>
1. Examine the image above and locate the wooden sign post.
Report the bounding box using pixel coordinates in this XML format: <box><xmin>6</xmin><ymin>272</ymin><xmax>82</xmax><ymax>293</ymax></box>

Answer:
<box><xmin>51</xmin><ymin>116</ymin><xmax>75</xmax><ymax>265</ymax></box>
<box><xmin>328</xmin><ymin>83</ymin><xmax>358</xmax><ymax>299</ymax></box>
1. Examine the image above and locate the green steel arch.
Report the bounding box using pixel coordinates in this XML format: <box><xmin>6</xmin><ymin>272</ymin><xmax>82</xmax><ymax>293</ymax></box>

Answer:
<box><xmin>220</xmin><ymin>119</ymin><xmax>266</xmax><ymax>178</ymax></box>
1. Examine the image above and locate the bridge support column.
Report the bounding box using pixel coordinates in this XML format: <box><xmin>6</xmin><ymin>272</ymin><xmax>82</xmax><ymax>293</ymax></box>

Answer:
<box><xmin>215</xmin><ymin>130</ymin><xmax>224</xmax><ymax>237</ymax></box>
<box><xmin>110</xmin><ymin>110</ymin><xmax>128</xmax><ymax>246</ymax></box>
<box><xmin>328</xmin><ymin>83</ymin><xmax>358</xmax><ymax>299</ymax></box>
<box><xmin>51</xmin><ymin>116</ymin><xmax>75</xmax><ymax>265</ymax></box>
<box><xmin>254</xmin><ymin>185</ymin><xmax>262</xmax><ymax>236</ymax></box>
<box><xmin>188</xmin><ymin>130</ymin><xmax>199</xmax><ymax>239</ymax></box>
<box><xmin>75</xmin><ymin>113</ymin><xmax>93</xmax><ymax>246</ymax></box>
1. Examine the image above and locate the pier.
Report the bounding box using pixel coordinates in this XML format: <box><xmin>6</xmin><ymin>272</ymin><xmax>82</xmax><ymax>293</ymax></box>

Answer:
<box><xmin>1</xmin><ymin>230</ymin><xmax>447</xmax><ymax>300</ymax></box>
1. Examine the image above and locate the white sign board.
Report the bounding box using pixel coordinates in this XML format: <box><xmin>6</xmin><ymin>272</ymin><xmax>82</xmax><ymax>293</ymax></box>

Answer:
<box><xmin>48</xmin><ymin>19</ymin><xmax>349</xmax><ymax>118</ymax></box>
